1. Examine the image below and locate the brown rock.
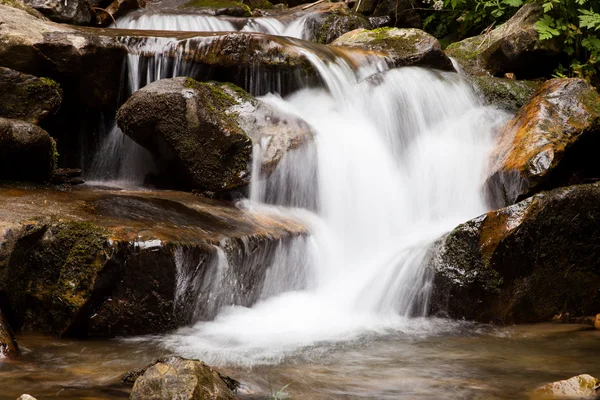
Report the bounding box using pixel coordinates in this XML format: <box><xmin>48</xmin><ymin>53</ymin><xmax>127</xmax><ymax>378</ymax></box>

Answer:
<box><xmin>0</xmin><ymin>309</ymin><xmax>18</xmax><ymax>358</ymax></box>
<box><xmin>485</xmin><ymin>78</ymin><xmax>600</xmax><ymax>208</ymax></box>
<box><xmin>532</xmin><ymin>374</ymin><xmax>600</xmax><ymax>399</ymax></box>
<box><xmin>594</xmin><ymin>314</ymin><xmax>600</xmax><ymax>330</ymax></box>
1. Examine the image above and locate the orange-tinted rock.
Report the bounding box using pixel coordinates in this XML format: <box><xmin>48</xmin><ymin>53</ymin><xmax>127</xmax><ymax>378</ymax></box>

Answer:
<box><xmin>532</xmin><ymin>374</ymin><xmax>600</xmax><ymax>399</ymax></box>
<box><xmin>0</xmin><ymin>309</ymin><xmax>18</xmax><ymax>358</ymax></box>
<box><xmin>485</xmin><ymin>78</ymin><xmax>600</xmax><ymax>208</ymax></box>
<box><xmin>430</xmin><ymin>183</ymin><xmax>600</xmax><ymax>323</ymax></box>
<box><xmin>594</xmin><ymin>314</ymin><xmax>600</xmax><ymax>330</ymax></box>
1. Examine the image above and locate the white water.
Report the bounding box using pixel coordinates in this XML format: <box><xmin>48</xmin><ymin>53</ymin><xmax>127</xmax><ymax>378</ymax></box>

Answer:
<box><xmin>160</xmin><ymin>55</ymin><xmax>511</xmax><ymax>365</ymax></box>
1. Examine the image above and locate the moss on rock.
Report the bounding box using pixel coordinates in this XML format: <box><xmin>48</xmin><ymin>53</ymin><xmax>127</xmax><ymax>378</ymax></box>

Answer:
<box><xmin>180</xmin><ymin>0</ymin><xmax>251</xmax><ymax>16</ymax></box>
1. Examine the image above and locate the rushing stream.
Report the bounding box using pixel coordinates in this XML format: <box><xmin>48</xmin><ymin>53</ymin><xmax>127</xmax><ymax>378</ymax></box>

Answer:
<box><xmin>51</xmin><ymin>5</ymin><xmax>596</xmax><ymax>400</ymax></box>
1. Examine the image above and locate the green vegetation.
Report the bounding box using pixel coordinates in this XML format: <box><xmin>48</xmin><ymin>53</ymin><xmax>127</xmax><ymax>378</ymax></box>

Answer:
<box><xmin>422</xmin><ymin>0</ymin><xmax>600</xmax><ymax>81</ymax></box>
<box><xmin>180</xmin><ymin>0</ymin><xmax>251</xmax><ymax>16</ymax></box>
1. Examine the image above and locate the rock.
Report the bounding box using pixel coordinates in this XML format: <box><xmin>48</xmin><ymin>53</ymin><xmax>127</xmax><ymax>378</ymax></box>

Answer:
<box><xmin>332</xmin><ymin>27</ymin><xmax>454</xmax><ymax>70</ymax></box>
<box><xmin>24</xmin><ymin>0</ymin><xmax>92</xmax><ymax>25</ymax></box>
<box><xmin>179</xmin><ymin>0</ymin><xmax>251</xmax><ymax>17</ymax></box>
<box><xmin>130</xmin><ymin>357</ymin><xmax>236</xmax><ymax>400</ymax></box>
<box><xmin>0</xmin><ymin>183</ymin><xmax>306</xmax><ymax>337</ymax></box>
<box><xmin>430</xmin><ymin>183</ymin><xmax>600</xmax><ymax>323</ymax></box>
<box><xmin>0</xmin><ymin>0</ymin><xmax>46</xmax><ymax>18</ymax></box>
<box><xmin>0</xmin><ymin>118</ymin><xmax>56</xmax><ymax>182</ymax></box>
<box><xmin>301</xmin><ymin>2</ymin><xmax>372</xmax><ymax>44</ymax></box>
<box><xmin>445</xmin><ymin>4</ymin><xmax>561</xmax><ymax>78</ymax></box>
<box><xmin>0</xmin><ymin>309</ymin><xmax>18</xmax><ymax>358</ymax></box>
<box><xmin>353</xmin><ymin>0</ymin><xmax>378</xmax><ymax>15</ymax></box>
<box><xmin>50</xmin><ymin>168</ymin><xmax>84</xmax><ymax>185</ymax></box>
<box><xmin>485</xmin><ymin>78</ymin><xmax>600</xmax><ymax>208</ymax></box>
<box><xmin>371</xmin><ymin>0</ymin><xmax>420</xmax><ymax>28</ymax></box>
<box><xmin>0</xmin><ymin>67</ymin><xmax>62</xmax><ymax>124</ymax></box>
<box><xmin>16</xmin><ymin>395</ymin><xmax>37</xmax><ymax>400</ymax></box>
<box><xmin>532</xmin><ymin>374</ymin><xmax>600</xmax><ymax>399</ymax></box>
<box><xmin>95</xmin><ymin>0</ymin><xmax>147</xmax><ymax>26</ymax></box>
<box><xmin>117</xmin><ymin>77</ymin><xmax>313</xmax><ymax>192</ymax></box>
<box><xmin>468</xmin><ymin>76</ymin><xmax>539</xmax><ymax>113</ymax></box>
<box><xmin>595</xmin><ymin>314</ymin><xmax>600</xmax><ymax>330</ymax></box>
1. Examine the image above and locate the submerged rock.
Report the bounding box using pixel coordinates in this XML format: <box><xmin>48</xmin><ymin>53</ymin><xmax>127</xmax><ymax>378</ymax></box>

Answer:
<box><xmin>0</xmin><ymin>67</ymin><xmax>62</xmax><ymax>124</ymax></box>
<box><xmin>430</xmin><ymin>183</ymin><xmax>600</xmax><ymax>323</ymax></box>
<box><xmin>485</xmin><ymin>78</ymin><xmax>600</xmax><ymax>208</ymax></box>
<box><xmin>130</xmin><ymin>357</ymin><xmax>236</xmax><ymax>400</ymax></box>
<box><xmin>0</xmin><ymin>118</ymin><xmax>56</xmax><ymax>182</ymax></box>
<box><xmin>0</xmin><ymin>184</ymin><xmax>306</xmax><ymax>337</ymax></box>
<box><xmin>468</xmin><ymin>76</ymin><xmax>539</xmax><ymax>113</ymax></box>
<box><xmin>23</xmin><ymin>0</ymin><xmax>92</xmax><ymax>25</ymax></box>
<box><xmin>532</xmin><ymin>374</ymin><xmax>600</xmax><ymax>399</ymax></box>
<box><xmin>0</xmin><ymin>309</ymin><xmax>18</xmax><ymax>358</ymax></box>
<box><xmin>302</xmin><ymin>2</ymin><xmax>372</xmax><ymax>44</ymax></box>
<box><xmin>117</xmin><ymin>77</ymin><xmax>313</xmax><ymax>191</ymax></box>
<box><xmin>332</xmin><ymin>27</ymin><xmax>454</xmax><ymax>70</ymax></box>
<box><xmin>445</xmin><ymin>4</ymin><xmax>560</xmax><ymax>78</ymax></box>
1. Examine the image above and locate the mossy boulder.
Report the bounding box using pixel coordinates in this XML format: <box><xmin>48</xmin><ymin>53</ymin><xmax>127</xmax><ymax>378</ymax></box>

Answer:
<box><xmin>332</xmin><ymin>27</ymin><xmax>454</xmax><ymax>70</ymax></box>
<box><xmin>485</xmin><ymin>78</ymin><xmax>600</xmax><ymax>208</ymax></box>
<box><xmin>0</xmin><ymin>118</ymin><xmax>56</xmax><ymax>182</ymax></box>
<box><xmin>0</xmin><ymin>67</ymin><xmax>62</xmax><ymax>124</ymax></box>
<box><xmin>130</xmin><ymin>357</ymin><xmax>236</xmax><ymax>400</ymax></box>
<box><xmin>23</xmin><ymin>0</ymin><xmax>92</xmax><ymax>25</ymax></box>
<box><xmin>302</xmin><ymin>2</ymin><xmax>372</xmax><ymax>44</ymax></box>
<box><xmin>468</xmin><ymin>76</ymin><xmax>539</xmax><ymax>113</ymax></box>
<box><xmin>0</xmin><ymin>309</ymin><xmax>18</xmax><ymax>358</ymax></box>
<box><xmin>180</xmin><ymin>0</ymin><xmax>251</xmax><ymax>17</ymax></box>
<box><xmin>117</xmin><ymin>77</ymin><xmax>314</xmax><ymax>191</ymax></box>
<box><xmin>429</xmin><ymin>183</ymin><xmax>600</xmax><ymax>323</ymax></box>
<box><xmin>445</xmin><ymin>4</ymin><xmax>560</xmax><ymax>78</ymax></box>
<box><xmin>0</xmin><ymin>0</ymin><xmax>46</xmax><ymax>18</ymax></box>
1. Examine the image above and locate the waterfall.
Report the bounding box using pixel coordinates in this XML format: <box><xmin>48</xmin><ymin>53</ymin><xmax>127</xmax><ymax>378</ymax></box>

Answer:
<box><xmin>160</xmin><ymin>53</ymin><xmax>510</xmax><ymax>365</ymax></box>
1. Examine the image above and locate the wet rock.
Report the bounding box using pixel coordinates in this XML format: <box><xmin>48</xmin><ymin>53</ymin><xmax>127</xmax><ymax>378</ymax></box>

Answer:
<box><xmin>117</xmin><ymin>77</ymin><xmax>313</xmax><ymax>192</ymax></box>
<box><xmin>302</xmin><ymin>2</ymin><xmax>372</xmax><ymax>44</ymax></box>
<box><xmin>332</xmin><ymin>27</ymin><xmax>454</xmax><ymax>70</ymax></box>
<box><xmin>179</xmin><ymin>0</ymin><xmax>251</xmax><ymax>17</ymax></box>
<box><xmin>532</xmin><ymin>374</ymin><xmax>600</xmax><ymax>399</ymax></box>
<box><xmin>0</xmin><ymin>67</ymin><xmax>62</xmax><ymax>124</ymax></box>
<box><xmin>0</xmin><ymin>184</ymin><xmax>306</xmax><ymax>337</ymax></box>
<box><xmin>445</xmin><ymin>4</ymin><xmax>561</xmax><ymax>78</ymax></box>
<box><xmin>468</xmin><ymin>76</ymin><xmax>539</xmax><ymax>113</ymax></box>
<box><xmin>0</xmin><ymin>309</ymin><xmax>18</xmax><ymax>358</ymax></box>
<box><xmin>485</xmin><ymin>78</ymin><xmax>600</xmax><ymax>208</ymax></box>
<box><xmin>595</xmin><ymin>314</ymin><xmax>600</xmax><ymax>330</ymax></box>
<box><xmin>16</xmin><ymin>395</ymin><xmax>37</xmax><ymax>400</ymax></box>
<box><xmin>50</xmin><ymin>168</ymin><xmax>84</xmax><ymax>185</ymax></box>
<box><xmin>95</xmin><ymin>0</ymin><xmax>147</xmax><ymax>26</ymax></box>
<box><xmin>130</xmin><ymin>357</ymin><xmax>236</xmax><ymax>400</ymax></box>
<box><xmin>23</xmin><ymin>0</ymin><xmax>92</xmax><ymax>25</ymax></box>
<box><xmin>430</xmin><ymin>183</ymin><xmax>600</xmax><ymax>323</ymax></box>
<box><xmin>0</xmin><ymin>118</ymin><xmax>56</xmax><ymax>182</ymax></box>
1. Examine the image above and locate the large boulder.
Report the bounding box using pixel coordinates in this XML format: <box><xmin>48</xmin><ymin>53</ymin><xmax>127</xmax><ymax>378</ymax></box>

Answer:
<box><xmin>532</xmin><ymin>374</ymin><xmax>600</xmax><ymax>399</ymax></box>
<box><xmin>430</xmin><ymin>183</ymin><xmax>600</xmax><ymax>324</ymax></box>
<box><xmin>130</xmin><ymin>357</ymin><xmax>235</xmax><ymax>400</ymax></box>
<box><xmin>0</xmin><ymin>184</ymin><xmax>306</xmax><ymax>337</ymax></box>
<box><xmin>23</xmin><ymin>0</ymin><xmax>92</xmax><ymax>25</ymax></box>
<box><xmin>0</xmin><ymin>67</ymin><xmax>62</xmax><ymax>124</ymax></box>
<box><xmin>332</xmin><ymin>27</ymin><xmax>454</xmax><ymax>70</ymax></box>
<box><xmin>0</xmin><ymin>309</ymin><xmax>18</xmax><ymax>358</ymax></box>
<box><xmin>485</xmin><ymin>78</ymin><xmax>600</xmax><ymax>208</ymax></box>
<box><xmin>445</xmin><ymin>4</ymin><xmax>561</xmax><ymax>78</ymax></box>
<box><xmin>0</xmin><ymin>118</ymin><xmax>56</xmax><ymax>182</ymax></box>
<box><xmin>301</xmin><ymin>2</ymin><xmax>372</xmax><ymax>44</ymax></box>
<box><xmin>468</xmin><ymin>76</ymin><xmax>539</xmax><ymax>113</ymax></box>
<box><xmin>117</xmin><ymin>77</ymin><xmax>313</xmax><ymax>191</ymax></box>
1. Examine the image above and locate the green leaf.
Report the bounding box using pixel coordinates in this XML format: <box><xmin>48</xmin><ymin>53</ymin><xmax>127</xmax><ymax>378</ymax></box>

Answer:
<box><xmin>535</xmin><ymin>15</ymin><xmax>560</xmax><ymax>40</ymax></box>
<box><xmin>503</xmin><ymin>0</ymin><xmax>523</xmax><ymax>7</ymax></box>
<box><xmin>542</xmin><ymin>1</ymin><xmax>554</xmax><ymax>13</ymax></box>
<box><xmin>579</xmin><ymin>9</ymin><xmax>600</xmax><ymax>30</ymax></box>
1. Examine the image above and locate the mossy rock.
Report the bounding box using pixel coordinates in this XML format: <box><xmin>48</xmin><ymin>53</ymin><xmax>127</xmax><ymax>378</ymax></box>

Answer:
<box><xmin>180</xmin><ymin>0</ymin><xmax>251</xmax><ymax>17</ymax></box>
<box><xmin>0</xmin><ymin>67</ymin><xmax>62</xmax><ymax>124</ymax></box>
<box><xmin>0</xmin><ymin>118</ymin><xmax>56</xmax><ymax>182</ymax></box>
<box><xmin>302</xmin><ymin>2</ymin><xmax>372</xmax><ymax>44</ymax></box>
<box><xmin>0</xmin><ymin>0</ymin><xmax>45</xmax><ymax>18</ymax></box>
<box><xmin>469</xmin><ymin>76</ymin><xmax>539</xmax><ymax>113</ymax></box>
<box><xmin>430</xmin><ymin>183</ymin><xmax>600</xmax><ymax>323</ymax></box>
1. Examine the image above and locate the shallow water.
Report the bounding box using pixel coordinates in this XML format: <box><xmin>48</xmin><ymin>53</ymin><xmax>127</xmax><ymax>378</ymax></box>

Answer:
<box><xmin>3</xmin><ymin>323</ymin><xmax>599</xmax><ymax>399</ymax></box>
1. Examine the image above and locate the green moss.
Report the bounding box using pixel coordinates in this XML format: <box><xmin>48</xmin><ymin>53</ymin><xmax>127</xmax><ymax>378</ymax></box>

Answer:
<box><xmin>180</xmin><ymin>0</ymin><xmax>251</xmax><ymax>16</ymax></box>
<box><xmin>243</xmin><ymin>0</ymin><xmax>273</xmax><ymax>9</ymax></box>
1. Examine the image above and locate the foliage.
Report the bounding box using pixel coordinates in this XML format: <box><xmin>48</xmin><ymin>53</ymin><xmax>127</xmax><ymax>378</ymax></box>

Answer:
<box><xmin>421</xmin><ymin>0</ymin><xmax>600</xmax><ymax>81</ymax></box>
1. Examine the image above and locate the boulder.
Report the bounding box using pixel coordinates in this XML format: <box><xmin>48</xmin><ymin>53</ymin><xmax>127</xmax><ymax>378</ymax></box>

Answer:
<box><xmin>0</xmin><ymin>309</ymin><xmax>18</xmax><ymax>358</ymax></box>
<box><xmin>0</xmin><ymin>0</ymin><xmax>46</xmax><ymax>17</ymax></box>
<box><xmin>23</xmin><ymin>0</ymin><xmax>92</xmax><ymax>25</ymax></box>
<box><xmin>485</xmin><ymin>78</ymin><xmax>600</xmax><ymax>208</ymax></box>
<box><xmin>0</xmin><ymin>184</ymin><xmax>306</xmax><ymax>337</ymax></box>
<box><xmin>532</xmin><ymin>374</ymin><xmax>600</xmax><ymax>399</ymax></box>
<box><xmin>301</xmin><ymin>2</ymin><xmax>372</xmax><ymax>44</ymax></box>
<box><xmin>0</xmin><ymin>67</ymin><xmax>62</xmax><ymax>124</ymax></box>
<box><xmin>16</xmin><ymin>395</ymin><xmax>37</xmax><ymax>400</ymax></box>
<box><xmin>0</xmin><ymin>118</ymin><xmax>56</xmax><ymax>182</ymax></box>
<box><xmin>430</xmin><ymin>183</ymin><xmax>600</xmax><ymax>324</ymax></box>
<box><xmin>445</xmin><ymin>4</ymin><xmax>561</xmax><ymax>78</ymax></box>
<box><xmin>130</xmin><ymin>357</ymin><xmax>236</xmax><ymax>400</ymax></box>
<box><xmin>179</xmin><ymin>0</ymin><xmax>251</xmax><ymax>17</ymax></box>
<box><xmin>117</xmin><ymin>77</ymin><xmax>313</xmax><ymax>191</ymax></box>
<box><xmin>468</xmin><ymin>76</ymin><xmax>539</xmax><ymax>113</ymax></box>
<box><xmin>332</xmin><ymin>27</ymin><xmax>454</xmax><ymax>70</ymax></box>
